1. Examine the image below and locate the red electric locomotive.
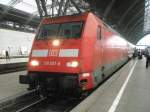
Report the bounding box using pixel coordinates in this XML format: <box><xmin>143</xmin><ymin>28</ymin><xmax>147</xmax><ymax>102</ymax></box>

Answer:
<box><xmin>20</xmin><ymin>12</ymin><xmax>130</xmax><ymax>95</ymax></box>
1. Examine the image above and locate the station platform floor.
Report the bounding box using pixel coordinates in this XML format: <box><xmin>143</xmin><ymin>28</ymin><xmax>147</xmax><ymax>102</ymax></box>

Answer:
<box><xmin>89</xmin><ymin>58</ymin><xmax>150</xmax><ymax>112</ymax></box>
<box><xmin>72</xmin><ymin>58</ymin><xmax>150</xmax><ymax>112</ymax></box>
<box><xmin>0</xmin><ymin>71</ymin><xmax>28</xmax><ymax>101</ymax></box>
<box><xmin>0</xmin><ymin>58</ymin><xmax>28</xmax><ymax>64</ymax></box>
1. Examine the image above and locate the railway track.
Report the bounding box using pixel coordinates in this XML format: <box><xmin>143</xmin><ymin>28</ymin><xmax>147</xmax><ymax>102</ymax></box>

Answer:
<box><xmin>0</xmin><ymin>89</ymin><xmax>41</xmax><ymax>112</ymax></box>
<box><xmin>15</xmin><ymin>96</ymin><xmax>81</xmax><ymax>112</ymax></box>
<box><xmin>0</xmin><ymin>88</ymin><xmax>82</xmax><ymax>112</ymax></box>
<box><xmin>16</xmin><ymin>97</ymin><xmax>47</xmax><ymax>112</ymax></box>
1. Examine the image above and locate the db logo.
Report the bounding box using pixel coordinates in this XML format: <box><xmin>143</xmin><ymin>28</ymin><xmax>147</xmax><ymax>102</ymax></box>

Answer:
<box><xmin>48</xmin><ymin>49</ymin><xmax>59</xmax><ymax>56</ymax></box>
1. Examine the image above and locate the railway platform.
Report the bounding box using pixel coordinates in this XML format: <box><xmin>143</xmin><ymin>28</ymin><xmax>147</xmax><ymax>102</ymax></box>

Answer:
<box><xmin>0</xmin><ymin>57</ymin><xmax>28</xmax><ymax>65</ymax></box>
<box><xmin>71</xmin><ymin>57</ymin><xmax>150</xmax><ymax>112</ymax></box>
<box><xmin>0</xmin><ymin>71</ymin><xmax>28</xmax><ymax>101</ymax></box>
<box><xmin>0</xmin><ymin>57</ymin><xmax>28</xmax><ymax>74</ymax></box>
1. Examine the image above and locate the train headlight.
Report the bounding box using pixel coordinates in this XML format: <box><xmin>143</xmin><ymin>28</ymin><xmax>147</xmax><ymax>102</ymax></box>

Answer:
<box><xmin>66</xmin><ymin>61</ymin><xmax>79</xmax><ymax>68</ymax></box>
<box><xmin>30</xmin><ymin>60</ymin><xmax>39</xmax><ymax>66</ymax></box>
<box><xmin>52</xmin><ymin>40</ymin><xmax>60</xmax><ymax>46</ymax></box>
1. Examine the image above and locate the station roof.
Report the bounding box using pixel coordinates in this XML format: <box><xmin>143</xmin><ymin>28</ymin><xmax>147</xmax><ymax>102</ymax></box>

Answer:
<box><xmin>86</xmin><ymin>0</ymin><xmax>148</xmax><ymax>44</ymax></box>
<box><xmin>0</xmin><ymin>0</ymin><xmax>150</xmax><ymax>44</ymax></box>
<box><xmin>0</xmin><ymin>4</ymin><xmax>39</xmax><ymax>28</ymax></box>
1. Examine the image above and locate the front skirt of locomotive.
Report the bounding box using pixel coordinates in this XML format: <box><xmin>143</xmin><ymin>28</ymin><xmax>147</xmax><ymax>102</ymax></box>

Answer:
<box><xmin>19</xmin><ymin>72</ymin><xmax>93</xmax><ymax>93</ymax></box>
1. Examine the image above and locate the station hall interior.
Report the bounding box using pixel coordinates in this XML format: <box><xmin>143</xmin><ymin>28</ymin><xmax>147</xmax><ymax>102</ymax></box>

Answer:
<box><xmin>0</xmin><ymin>0</ymin><xmax>150</xmax><ymax>112</ymax></box>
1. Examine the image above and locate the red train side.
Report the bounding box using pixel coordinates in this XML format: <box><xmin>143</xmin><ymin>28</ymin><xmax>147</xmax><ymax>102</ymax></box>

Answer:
<box><xmin>19</xmin><ymin>12</ymin><xmax>130</xmax><ymax>94</ymax></box>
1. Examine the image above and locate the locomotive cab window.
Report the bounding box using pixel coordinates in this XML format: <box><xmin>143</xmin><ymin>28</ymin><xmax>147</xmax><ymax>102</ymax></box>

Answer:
<box><xmin>97</xmin><ymin>26</ymin><xmax>101</xmax><ymax>40</ymax></box>
<box><xmin>37</xmin><ymin>24</ymin><xmax>59</xmax><ymax>39</ymax></box>
<box><xmin>36</xmin><ymin>22</ymin><xmax>83</xmax><ymax>39</ymax></box>
<box><xmin>59</xmin><ymin>22</ymin><xmax>83</xmax><ymax>39</ymax></box>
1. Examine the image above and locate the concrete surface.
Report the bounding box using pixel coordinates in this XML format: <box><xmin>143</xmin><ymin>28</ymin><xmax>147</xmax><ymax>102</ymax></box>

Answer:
<box><xmin>115</xmin><ymin>58</ymin><xmax>150</xmax><ymax>112</ymax></box>
<box><xmin>0</xmin><ymin>71</ymin><xmax>28</xmax><ymax>101</ymax></box>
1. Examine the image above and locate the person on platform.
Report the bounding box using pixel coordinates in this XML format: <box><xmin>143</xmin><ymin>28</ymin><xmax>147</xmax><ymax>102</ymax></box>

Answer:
<box><xmin>5</xmin><ymin>50</ymin><xmax>10</xmax><ymax>60</ymax></box>
<box><xmin>145</xmin><ymin>46</ymin><xmax>150</xmax><ymax>68</ymax></box>
<box><xmin>133</xmin><ymin>48</ymin><xmax>137</xmax><ymax>59</ymax></box>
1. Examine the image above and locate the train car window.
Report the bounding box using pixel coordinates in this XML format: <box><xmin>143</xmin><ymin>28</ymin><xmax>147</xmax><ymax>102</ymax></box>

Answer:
<box><xmin>97</xmin><ymin>26</ymin><xmax>101</xmax><ymax>40</ymax></box>
<box><xmin>36</xmin><ymin>22</ymin><xmax>83</xmax><ymax>39</ymax></box>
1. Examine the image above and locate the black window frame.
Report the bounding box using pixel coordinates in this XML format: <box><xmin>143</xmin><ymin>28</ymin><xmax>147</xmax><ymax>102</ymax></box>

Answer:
<box><xmin>35</xmin><ymin>21</ymin><xmax>84</xmax><ymax>40</ymax></box>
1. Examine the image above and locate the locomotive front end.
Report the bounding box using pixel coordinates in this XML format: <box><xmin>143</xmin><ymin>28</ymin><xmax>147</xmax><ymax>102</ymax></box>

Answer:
<box><xmin>19</xmin><ymin>19</ymin><xmax>90</xmax><ymax>93</ymax></box>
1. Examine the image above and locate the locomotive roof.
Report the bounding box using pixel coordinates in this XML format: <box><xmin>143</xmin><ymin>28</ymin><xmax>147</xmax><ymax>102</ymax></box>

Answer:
<box><xmin>41</xmin><ymin>12</ymin><xmax>89</xmax><ymax>24</ymax></box>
